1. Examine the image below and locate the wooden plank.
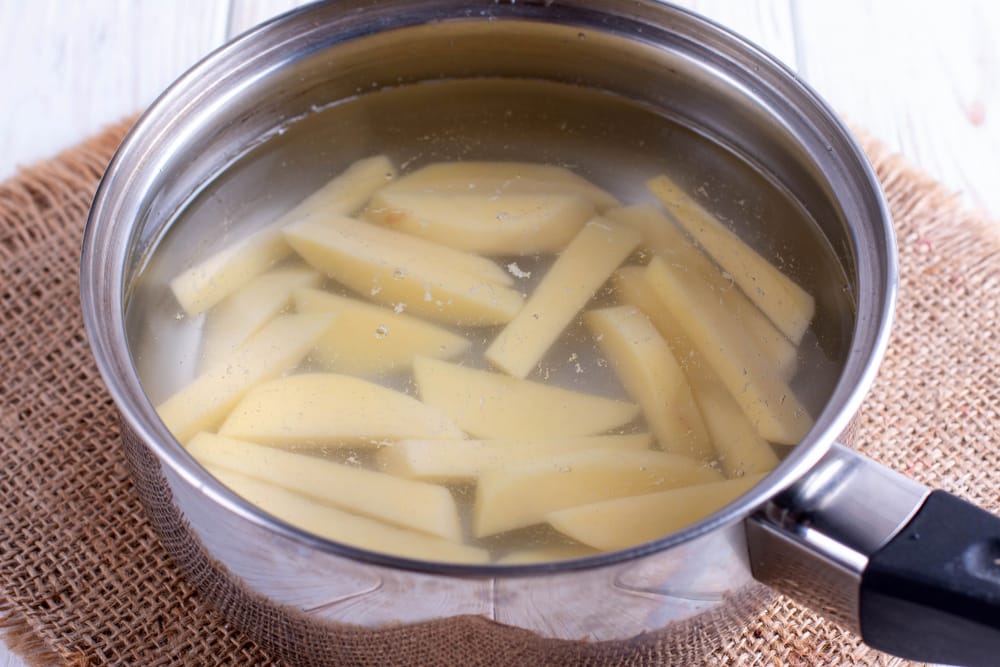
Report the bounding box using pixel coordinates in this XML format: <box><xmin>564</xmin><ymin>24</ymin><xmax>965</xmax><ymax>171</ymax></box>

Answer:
<box><xmin>792</xmin><ymin>0</ymin><xmax>1000</xmax><ymax>216</ymax></box>
<box><xmin>680</xmin><ymin>0</ymin><xmax>798</xmax><ymax>69</ymax></box>
<box><xmin>227</xmin><ymin>0</ymin><xmax>310</xmax><ymax>37</ymax></box>
<box><xmin>0</xmin><ymin>0</ymin><xmax>230</xmax><ymax>178</ymax></box>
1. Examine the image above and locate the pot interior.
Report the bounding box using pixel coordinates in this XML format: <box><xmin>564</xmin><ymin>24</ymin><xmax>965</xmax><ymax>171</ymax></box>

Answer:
<box><xmin>88</xmin><ymin>0</ymin><xmax>893</xmax><ymax>569</ymax></box>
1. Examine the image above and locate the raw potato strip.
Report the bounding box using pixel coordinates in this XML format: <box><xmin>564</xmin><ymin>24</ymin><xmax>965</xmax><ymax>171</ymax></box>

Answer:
<box><xmin>645</xmin><ymin>176</ymin><xmax>815</xmax><ymax>344</ymax></box>
<box><xmin>156</xmin><ymin>313</ymin><xmax>334</xmax><ymax>444</ymax></box>
<box><xmin>294</xmin><ymin>287</ymin><xmax>470</xmax><ymax>376</ymax></box>
<box><xmin>546</xmin><ymin>474</ymin><xmax>766</xmax><ymax>551</ymax></box>
<box><xmin>686</xmin><ymin>362</ymin><xmax>780</xmax><ymax>478</ymax></box>
<box><xmin>207</xmin><ymin>466</ymin><xmax>489</xmax><ymax>563</ymax></box>
<box><xmin>170</xmin><ymin>155</ymin><xmax>396</xmax><ymax>316</ymax></box>
<box><xmin>187</xmin><ymin>433</ymin><xmax>463</xmax><ymax>541</ymax></box>
<box><xmin>474</xmin><ymin>448</ymin><xmax>723</xmax><ymax>537</ymax></box>
<box><xmin>485</xmin><ymin>218</ymin><xmax>641</xmax><ymax>378</ymax></box>
<box><xmin>613</xmin><ymin>268</ymin><xmax>779</xmax><ymax>476</ymax></box>
<box><xmin>645</xmin><ymin>257</ymin><xmax>813</xmax><ymax>444</ymax></box>
<box><xmin>585</xmin><ymin>306</ymin><xmax>713</xmax><ymax>460</ymax></box>
<box><xmin>284</xmin><ymin>216</ymin><xmax>524</xmax><ymax>327</ymax></box>
<box><xmin>413</xmin><ymin>357</ymin><xmax>639</xmax><ymax>439</ymax></box>
<box><xmin>607</xmin><ymin>206</ymin><xmax>797</xmax><ymax>378</ymax></box>
<box><xmin>377</xmin><ymin>434</ymin><xmax>652</xmax><ymax>483</ymax></box>
<box><xmin>219</xmin><ymin>373</ymin><xmax>465</xmax><ymax>446</ymax></box>
<box><xmin>382</xmin><ymin>161</ymin><xmax>621</xmax><ymax>210</ymax></box>
<box><xmin>365</xmin><ymin>192</ymin><xmax>594</xmax><ymax>256</ymax></box>
<box><xmin>200</xmin><ymin>267</ymin><xmax>320</xmax><ymax>369</ymax></box>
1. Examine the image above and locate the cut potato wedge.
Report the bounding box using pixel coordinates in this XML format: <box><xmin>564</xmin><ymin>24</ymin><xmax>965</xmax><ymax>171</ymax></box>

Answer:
<box><xmin>474</xmin><ymin>448</ymin><xmax>723</xmax><ymax>537</ymax></box>
<box><xmin>293</xmin><ymin>287</ymin><xmax>469</xmax><ymax>376</ymax></box>
<box><xmin>156</xmin><ymin>313</ymin><xmax>334</xmax><ymax>444</ymax></box>
<box><xmin>645</xmin><ymin>176</ymin><xmax>815</xmax><ymax>344</ymax></box>
<box><xmin>585</xmin><ymin>306</ymin><xmax>713</xmax><ymax>460</ymax></box>
<box><xmin>485</xmin><ymin>218</ymin><xmax>641</xmax><ymax>378</ymax></box>
<box><xmin>187</xmin><ymin>432</ymin><xmax>462</xmax><ymax>541</ymax></box>
<box><xmin>170</xmin><ymin>227</ymin><xmax>291</xmax><ymax>318</ymax></box>
<box><xmin>607</xmin><ymin>206</ymin><xmax>797</xmax><ymax>378</ymax></box>
<box><xmin>686</xmin><ymin>362</ymin><xmax>780</xmax><ymax>478</ymax></box>
<box><xmin>284</xmin><ymin>216</ymin><xmax>524</xmax><ymax>327</ymax></box>
<box><xmin>613</xmin><ymin>267</ymin><xmax>780</xmax><ymax>475</ymax></box>
<box><xmin>546</xmin><ymin>474</ymin><xmax>766</xmax><ymax>551</ymax></box>
<box><xmin>495</xmin><ymin>545</ymin><xmax>598</xmax><ymax>564</ymax></box>
<box><xmin>208</xmin><ymin>466</ymin><xmax>489</xmax><ymax>563</ymax></box>
<box><xmin>200</xmin><ymin>267</ymin><xmax>320</xmax><ymax>368</ymax></box>
<box><xmin>413</xmin><ymin>357</ymin><xmax>639</xmax><ymax>439</ymax></box>
<box><xmin>365</xmin><ymin>191</ymin><xmax>594</xmax><ymax>255</ymax></box>
<box><xmin>170</xmin><ymin>155</ymin><xmax>396</xmax><ymax>316</ymax></box>
<box><xmin>382</xmin><ymin>161</ymin><xmax>620</xmax><ymax>210</ymax></box>
<box><xmin>376</xmin><ymin>434</ymin><xmax>651</xmax><ymax>483</ymax></box>
<box><xmin>219</xmin><ymin>373</ymin><xmax>465</xmax><ymax>446</ymax></box>
<box><xmin>645</xmin><ymin>257</ymin><xmax>813</xmax><ymax>444</ymax></box>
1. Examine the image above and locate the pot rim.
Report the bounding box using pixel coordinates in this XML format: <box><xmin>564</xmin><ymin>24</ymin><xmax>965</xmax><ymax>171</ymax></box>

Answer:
<box><xmin>80</xmin><ymin>0</ymin><xmax>896</xmax><ymax>577</ymax></box>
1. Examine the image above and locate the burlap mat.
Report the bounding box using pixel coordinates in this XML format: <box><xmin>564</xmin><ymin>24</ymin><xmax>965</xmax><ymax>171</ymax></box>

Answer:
<box><xmin>1</xmin><ymin>120</ymin><xmax>997</xmax><ymax>666</ymax></box>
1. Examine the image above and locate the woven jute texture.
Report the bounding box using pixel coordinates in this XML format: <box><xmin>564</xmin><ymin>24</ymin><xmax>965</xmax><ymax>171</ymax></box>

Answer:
<box><xmin>1</xmin><ymin>120</ymin><xmax>998</xmax><ymax>666</ymax></box>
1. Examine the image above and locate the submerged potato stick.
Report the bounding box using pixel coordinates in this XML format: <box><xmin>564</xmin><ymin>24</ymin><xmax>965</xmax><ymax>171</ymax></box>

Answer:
<box><xmin>170</xmin><ymin>154</ymin><xmax>396</xmax><ymax>316</ymax></box>
<box><xmin>474</xmin><ymin>448</ymin><xmax>723</xmax><ymax>537</ymax></box>
<box><xmin>187</xmin><ymin>433</ymin><xmax>463</xmax><ymax>542</ymax></box>
<box><xmin>645</xmin><ymin>256</ymin><xmax>813</xmax><ymax>444</ymax></box>
<box><xmin>218</xmin><ymin>373</ymin><xmax>465</xmax><ymax>446</ymax></box>
<box><xmin>607</xmin><ymin>205</ymin><xmax>798</xmax><ymax>379</ymax></box>
<box><xmin>294</xmin><ymin>287</ymin><xmax>470</xmax><ymax>376</ymax></box>
<box><xmin>377</xmin><ymin>434</ymin><xmax>652</xmax><ymax>483</ymax></box>
<box><xmin>485</xmin><ymin>218</ymin><xmax>641</xmax><ymax>378</ymax></box>
<box><xmin>380</xmin><ymin>160</ymin><xmax>621</xmax><ymax>210</ymax></box>
<box><xmin>365</xmin><ymin>191</ymin><xmax>594</xmax><ymax>255</ymax></box>
<box><xmin>645</xmin><ymin>175</ymin><xmax>815</xmax><ymax>344</ymax></box>
<box><xmin>208</xmin><ymin>466</ymin><xmax>490</xmax><ymax>563</ymax></box>
<box><xmin>200</xmin><ymin>266</ymin><xmax>321</xmax><ymax>369</ymax></box>
<box><xmin>545</xmin><ymin>474</ymin><xmax>766</xmax><ymax>551</ymax></box>
<box><xmin>585</xmin><ymin>306</ymin><xmax>714</xmax><ymax>460</ymax></box>
<box><xmin>284</xmin><ymin>216</ymin><xmax>524</xmax><ymax>326</ymax></box>
<box><xmin>412</xmin><ymin>357</ymin><xmax>639</xmax><ymax>439</ymax></box>
<box><xmin>155</xmin><ymin>313</ymin><xmax>334</xmax><ymax>444</ymax></box>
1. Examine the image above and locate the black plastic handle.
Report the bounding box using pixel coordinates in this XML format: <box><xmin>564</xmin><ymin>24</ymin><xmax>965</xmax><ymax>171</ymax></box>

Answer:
<box><xmin>860</xmin><ymin>490</ymin><xmax>1000</xmax><ymax>667</ymax></box>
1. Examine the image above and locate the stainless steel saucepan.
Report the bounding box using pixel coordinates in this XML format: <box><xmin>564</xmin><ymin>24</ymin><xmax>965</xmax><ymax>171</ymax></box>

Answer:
<box><xmin>80</xmin><ymin>2</ymin><xmax>1000</xmax><ymax>664</ymax></box>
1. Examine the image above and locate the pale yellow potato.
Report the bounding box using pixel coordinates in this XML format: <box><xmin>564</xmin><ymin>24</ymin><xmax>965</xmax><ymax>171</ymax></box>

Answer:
<box><xmin>218</xmin><ymin>373</ymin><xmax>465</xmax><ymax>446</ymax></box>
<box><xmin>284</xmin><ymin>216</ymin><xmax>524</xmax><ymax>327</ymax></box>
<box><xmin>365</xmin><ymin>191</ymin><xmax>594</xmax><ymax>255</ymax></box>
<box><xmin>207</xmin><ymin>466</ymin><xmax>489</xmax><ymax>563</ymax></box>
<box><xmin>485</xmin><ymin>218</ymin><xmax>641</xmax><ymax>378</ymax></box>
<box><xmin>495</xmin><ymin>545</ymin><xmax>598</xmax><ymax>564</ymax></box>
<box><xmin>473</xmin><ymin>448</ymin><xmax>723</xmax><ymax>537</ymax></box>
<box><xmin>645</xmin><ymin>257</ymin><xmax>813</xmax><ymax>444</ymax></box>
<box><xmin>413</xmin><ymin>357</ymin><xmax>639</xmax><ymax>439</ymax></box>
<box><xmin>200</xmin><ymin>266</ymin><xmax>321</xmax><ymax>369</ymax></box>
<box><xmin>545</xmin><ymin>474</ymin><xmax>766</xmax><ymax>551</ymax></box>
<box><xmin>607</xmin><ymin>206</ymin><xmax>797</xmax><ymax>379</ymax></box>
<box><xmin>187</xmin><ymin>432</ymin><xmax>463</xmax><ymax>541</ymax></box>
<box><xmin>585</xmin><ymin>306</ymin><xmax>713</xmax><ymax>460</ymax></box>
<box><xmin>376</xmin><ymin>434</ymin><xmax>652</xmax><ymax>483</ymax></box>
<box><xmin>293</xmin><ymin>287</ymin><xmax>470</xmax><ymax>376</ymax></box>
<box><xmin>686</xmin><ymin>360</ymin><xmax>780</xmax><ymax>478</ymax></box>
<box><xmin>645</xmin><ymin>176</ymin><xmax>815</xmax><ymax>344</ymax></box>
<box><xmin>381</xmin><ymin>161</ymin><xmax>620</xmax><ymax>210</ymax></box>
<box><xmin>170</xmin><ymin>227</ymin><xmax>291</xmax><ymax>318</ymax></box>
<box><xmin>170</xmin><ymin>155</ymin><xmax>396</xmax><ymax>316</ymax></box>
<box><xmin>613</xmin><ymin>267</ymin><xmax>780</xmax><ymax>476</ymax></box>
<box><xmin>156</xmin><ymin>313</ymin><xmax>334</xmax><ymax>444</ymax></box>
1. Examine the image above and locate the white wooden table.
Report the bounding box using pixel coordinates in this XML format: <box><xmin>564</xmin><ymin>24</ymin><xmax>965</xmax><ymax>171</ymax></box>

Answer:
<box><xmin>1</xmin><ymin>1</ymin><xmax>998</xmax><ymax>664</ymax></box>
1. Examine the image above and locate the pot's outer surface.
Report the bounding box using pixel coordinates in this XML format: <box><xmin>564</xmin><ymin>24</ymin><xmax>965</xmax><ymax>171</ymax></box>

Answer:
<box><xmin>81</xmin><ymin>1</ymin><xmax>895</xmax><ymax>663</ymax></box>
